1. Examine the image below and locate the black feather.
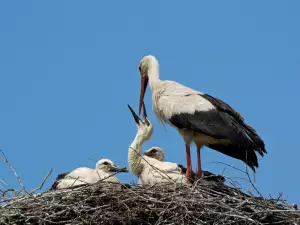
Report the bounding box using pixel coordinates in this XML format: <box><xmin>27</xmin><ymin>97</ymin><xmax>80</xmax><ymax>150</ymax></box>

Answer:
<box><xmin>50</xmin><ymin>172</ymin><xmax>70</xmax><ymax>190</ymax></box>
<box><xmin>202</xmin><ymin>94</ymin><xmax>266</xmax><ymax>155</ymax></box>
<box><xmin>207</xmin><ymin>143</ymin><xmax>258</xmax><ymax>171</ymax></box>
<box><xmin>169</xmin><ymin>94</ymin><xmax>266</xmax><ymax>171</ymax></box>
<box><xmin>177</xmin><ymin>165</ymin><xmax>225</xmax><ymax>183</ymax></box>
<box><xmin>178</xmin><ymin>164</ymin><xmax>196</xmax><ymax>181</ymax></box>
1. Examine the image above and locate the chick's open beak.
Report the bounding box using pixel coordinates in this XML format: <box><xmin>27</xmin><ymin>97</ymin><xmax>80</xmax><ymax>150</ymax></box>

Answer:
<box><xmin>142</xmin><ymin>102</ymin><xmax>150</xmax><ymax>126</ymax></box>
<box><xmin>128</xmin><ymin>104</ymin><xmax>141</xmax><ymax>125</ymax></box>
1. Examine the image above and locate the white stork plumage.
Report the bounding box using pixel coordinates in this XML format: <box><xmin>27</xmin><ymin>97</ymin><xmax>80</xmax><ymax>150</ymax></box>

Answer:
<box><xmin>50</xmin><ymin>159</ymin><xmax>128</xmax><ymax>190</ymax></box>
<box><xmin>143</xmin><ymin>147</ymin><xmax>165</xmax><ymax>162</ymax></box>
<box><xmin>128</xmin><ymin>103</ymin><xmax>189</xmax><ymax>185</ymax></box>
<box><xmin>137</xmin><ymin>55</ymin><xmax>267</xmax><ymax>183</ymax></box>
<box><xmin>138</xmin><ymin>147</ymin><xmax>164</xmax><ymax>184</ymax></box>
<box><xmin>142</xmin><ymin>144</ymin><xmax>225</xmax><ymax>184</ymax></box>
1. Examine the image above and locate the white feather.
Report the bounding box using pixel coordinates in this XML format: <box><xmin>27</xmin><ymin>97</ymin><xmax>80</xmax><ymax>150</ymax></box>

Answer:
<box><xmin>139</xmin><ymin>156</ymin><xmax>186</xmax><ymax>185</ymax></box>
<box><xmin>54</xmin><ymin>160</ymin><xmax>121</xmax><ymax>189</ymax></box>
<box><xmin>128</xmin><ymin>115</ymin><xmax>188</xmax><ymax>185</ymax></box>
<box><xmin>152</xmin><ymin>81</ymin><xmax>215</xmax><ymax>125</ymax></box>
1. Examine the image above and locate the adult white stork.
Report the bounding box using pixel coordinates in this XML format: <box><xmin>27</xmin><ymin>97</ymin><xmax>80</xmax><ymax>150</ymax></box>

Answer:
<box><xmin>128</xmin><ymin>103</ymin><xmax>189</xmax><ymax>185</ymax></box>
<box><xmin>137</xmin><ymin>55</ymin><xmax>266</xmax><ymax>183</ymax></box>
<box><xmin>50</xmin><ymin>159</ymin><xmax>128</xmax><ymax>190</ymax></box>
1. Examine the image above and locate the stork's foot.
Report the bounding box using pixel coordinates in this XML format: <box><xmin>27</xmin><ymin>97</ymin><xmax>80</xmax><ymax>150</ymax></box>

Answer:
<box><xmin>196</xmin><ymin>171</ymin><xmax>203</xmax><ymax>180</ymax></box>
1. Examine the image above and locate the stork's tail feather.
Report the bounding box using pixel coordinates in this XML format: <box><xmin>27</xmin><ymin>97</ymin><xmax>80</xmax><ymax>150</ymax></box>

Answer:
<box><xmin>207</xmin><ymin>144</ymin><xmax>259</xmax><ymax>172</ymax></box>
<box><xmin>241</xmin><ymin>122</ymin><xmax>267</xmax><ymax>156</ymax></box>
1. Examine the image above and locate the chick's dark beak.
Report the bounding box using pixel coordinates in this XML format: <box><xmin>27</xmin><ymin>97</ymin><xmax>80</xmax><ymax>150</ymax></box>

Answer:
<box><xmin>119</xmin><ymin>167</ymin><xmax>129</xmax><ymax>173</ymax></box>
<box><xmin>128</xmin><ymin>104</ymin><xmax>141</xmax><ymax>125</ymax></box>
<box><xmin>109</xmin><ymin>165</ymin><xmax>128</xmax><ymax>173</ymax></box>
<box><xmin>142</xmin><ymin>102</ymin><xmax>150</xmax><ymax>126</ymax></box>
<box><xmin>142</xmin><ymin>102</ymin><xmax>147</xmax><ymax>118</ymax></box>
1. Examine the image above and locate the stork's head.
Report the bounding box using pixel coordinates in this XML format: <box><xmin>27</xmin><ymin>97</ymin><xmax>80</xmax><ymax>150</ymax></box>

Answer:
<box><xmin>138</xmin><ymin>55</ymin><xmax>159</xmax><ymax>115</ymax></box>
<box><xmin>128</xmin><ymin>102</ymin><xmax>153</xmax><ymax>142</ymax></box>
<box><xmin>143</xmin><ymin>147</ymin><xmax>165</xmax><ymax>161</ymax></box>
<box><xmin>96</xmin><ymin>159</ymin><xmax>128</xmax><ymax>173</ymax></box>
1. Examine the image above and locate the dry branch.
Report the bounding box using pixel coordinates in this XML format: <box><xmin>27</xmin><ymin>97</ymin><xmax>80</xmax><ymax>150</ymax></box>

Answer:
<box><xmin>0</xmin><ymin>150</ymin><xmax>27</xmax><ymax>194</ymax></box>
<box><xmin>0</xmin><ymin>179</ymin><xmax>299</xmax><ymax>225</ymax></box>
<box><xmin>0</xmin><ymin>149</ymin><xmax>299</xmax><ymax>224</ymax></box>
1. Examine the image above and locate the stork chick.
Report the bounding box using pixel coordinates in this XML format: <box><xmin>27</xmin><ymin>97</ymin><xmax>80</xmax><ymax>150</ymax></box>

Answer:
<box><xmin>128</xmin><ymin>103</ymin><xmax>189</xmax><ymax>185</ymax></box>
<box><xmin>143</xmin><ymin>146</ymin><xmax>225</xmax><ymax>184</ymax></box>
<box><xmin>143</xmin><ymin>147</ymin><xmax>165</xmax><ymax>162</ymax></box>
<box><xmin>50</xmin><ymin>159</ymin><xmax>128</xmax><ymax>190</ymax></box>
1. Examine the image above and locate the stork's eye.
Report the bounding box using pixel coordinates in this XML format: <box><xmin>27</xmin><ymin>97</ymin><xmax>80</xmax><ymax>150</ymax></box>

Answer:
<box><xmin>138</xmin><ymin>65</ymin><xmax>142</xmax><ymax>72</ymax></box>
<box><xmin>103</xmin><ymin>162</ymin><xmax>109</xmax><ymax>165</ymax></box>
<box><xmin>151</xmin><ymin>149</ymin><xmax>157</xmax><ymax>153</ymax></box>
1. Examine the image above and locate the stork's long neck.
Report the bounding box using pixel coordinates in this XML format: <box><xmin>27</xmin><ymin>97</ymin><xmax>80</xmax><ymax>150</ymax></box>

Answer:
<box><xmin>148</xmin><ymin>62</ymin><xmax>161</xmax><ymax>91</ymax></box>
<box><xmin>128</xmin><ymin>133</ymin><xmax>146</xmax><ymax>177</ymax></box>
<box><xmin>147</xmin><ymin>61</ymin><xmax>166</xmax><ymax>124</ymax></box>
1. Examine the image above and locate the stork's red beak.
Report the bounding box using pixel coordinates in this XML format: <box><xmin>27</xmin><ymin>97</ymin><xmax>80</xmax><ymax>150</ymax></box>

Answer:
<box><xmin>139</xmin><ymin>76</ymin><xmax>148</xmax><ymax>115</ymax></box>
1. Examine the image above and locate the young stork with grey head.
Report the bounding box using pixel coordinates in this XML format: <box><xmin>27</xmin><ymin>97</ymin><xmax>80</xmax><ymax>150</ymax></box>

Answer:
<box><xmin>137</xmin><ymin>147</ymin><xmax>164</xmax><ymax>184</ymax></box>
<box><xmin>142</xmin><ymin>146</ymin><xmax>225</xmax><ymax>183</ymax></box>
<box><xmin>128</xmin><ymin>103</ymin><xmax>190</xmax><ymax>185</ymax></box>
<box><xmin>143</xmin><ymin>146</ymin><xmax>165</xmax><ymax>162</ymax></box>
<box><xmin>137</xmin><ymin>55</ymin><xmax>267</xmax><ymax>183</ymax></box>
<box><xmin>50</xmin><ymin>159</ymin><xmax>128</xmax><ymax>190</ymax></box>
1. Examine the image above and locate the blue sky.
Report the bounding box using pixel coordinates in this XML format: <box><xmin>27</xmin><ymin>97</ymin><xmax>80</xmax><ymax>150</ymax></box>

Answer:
<box><xmin>0</xmin><ymin>1</ymin><xmax>299</xmax><ymax>204</ymax></box>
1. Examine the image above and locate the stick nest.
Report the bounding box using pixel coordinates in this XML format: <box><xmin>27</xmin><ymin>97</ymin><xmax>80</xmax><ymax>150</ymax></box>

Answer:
<box><xmin>0</xmin><ymin>179</ymin><xmax>299</xmax><ymax>225</ymax></box>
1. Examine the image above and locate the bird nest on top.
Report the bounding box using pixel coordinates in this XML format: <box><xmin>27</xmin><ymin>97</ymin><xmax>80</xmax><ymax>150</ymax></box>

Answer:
<box><xmin>0</xmin><ymin>177</ymin><xmax>299</xmax><ymax>225</ymax></box>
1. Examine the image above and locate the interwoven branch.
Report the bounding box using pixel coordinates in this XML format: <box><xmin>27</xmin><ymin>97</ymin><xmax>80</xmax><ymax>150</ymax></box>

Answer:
<box><xmin>0</xmin><ymin>149</ymin><xmax>299</xmax><ymax>224</ymax></box>
<box><xmin>0</xmin><ymin>181</ymin><xmax>299</xmax><ymax>225</ymax></box>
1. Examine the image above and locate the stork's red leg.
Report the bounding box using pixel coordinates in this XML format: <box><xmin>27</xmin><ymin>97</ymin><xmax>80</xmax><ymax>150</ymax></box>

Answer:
<box><xmin>196</xmin><ymin>144</ymin><xmax>202</xmax><ymax>179</ymax></box>
<box><xmin>185</xmin><ymin>144</ymin><xmax>192</xmax><ymax>183</ymax></box>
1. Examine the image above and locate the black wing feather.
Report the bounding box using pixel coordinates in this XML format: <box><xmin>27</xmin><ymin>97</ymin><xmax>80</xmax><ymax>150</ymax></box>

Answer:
<box><xmin>202</xmin><ymin>94</ymin><xmax>266</xmax><ymax>155</ymax></box>
<box><xmin>169</xmin><ymin>93</ymin><xmax>266</xmax><ymax>171</ymax></box>
<box><xmin>177</xmin><ymin>164</ymin><xmax>196</xmax><ymax>181</ymax></box>
<box><xmin>177</xmin><ymin>164</ymin><xmax>225</xmax><ymax>183</ymax></box>
<box><xmin>202</xmin><ymin>94</ymin><xmax>266</xmax><ymax>154</ymax></box>
<box><xmin>50</xmin><ymin>172</ymin><xmax>70</xmax><ymax>190</ymax></box>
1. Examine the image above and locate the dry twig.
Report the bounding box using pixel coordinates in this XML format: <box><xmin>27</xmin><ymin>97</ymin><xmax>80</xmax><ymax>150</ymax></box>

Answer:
<box><xmin>0</xmin><ymin>180</ymin><xmax>299</xmax><ymax>225</ymax></box>
<box><xmin>1</xmin><ymin>149</ymin><xmax>298</xmax><ymax>224</ymax></box>
<box><xmin>0</xmin><ymin>149</ymin><xmax>27</xmax><ymax>194</ymax></box>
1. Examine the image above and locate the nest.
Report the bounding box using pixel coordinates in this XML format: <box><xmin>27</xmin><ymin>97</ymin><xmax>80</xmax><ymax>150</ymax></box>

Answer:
<box><xmin>0</xmin><ymin>178</ymin><xmax>299</xmax><ymax>225</ymax></box>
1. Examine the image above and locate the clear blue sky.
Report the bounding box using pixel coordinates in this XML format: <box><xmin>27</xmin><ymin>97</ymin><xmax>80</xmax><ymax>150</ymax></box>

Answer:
<box><xmin>0</xmin><ymin>1</ymin><xmax>299</xmax><ymax>204</ymax></box>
